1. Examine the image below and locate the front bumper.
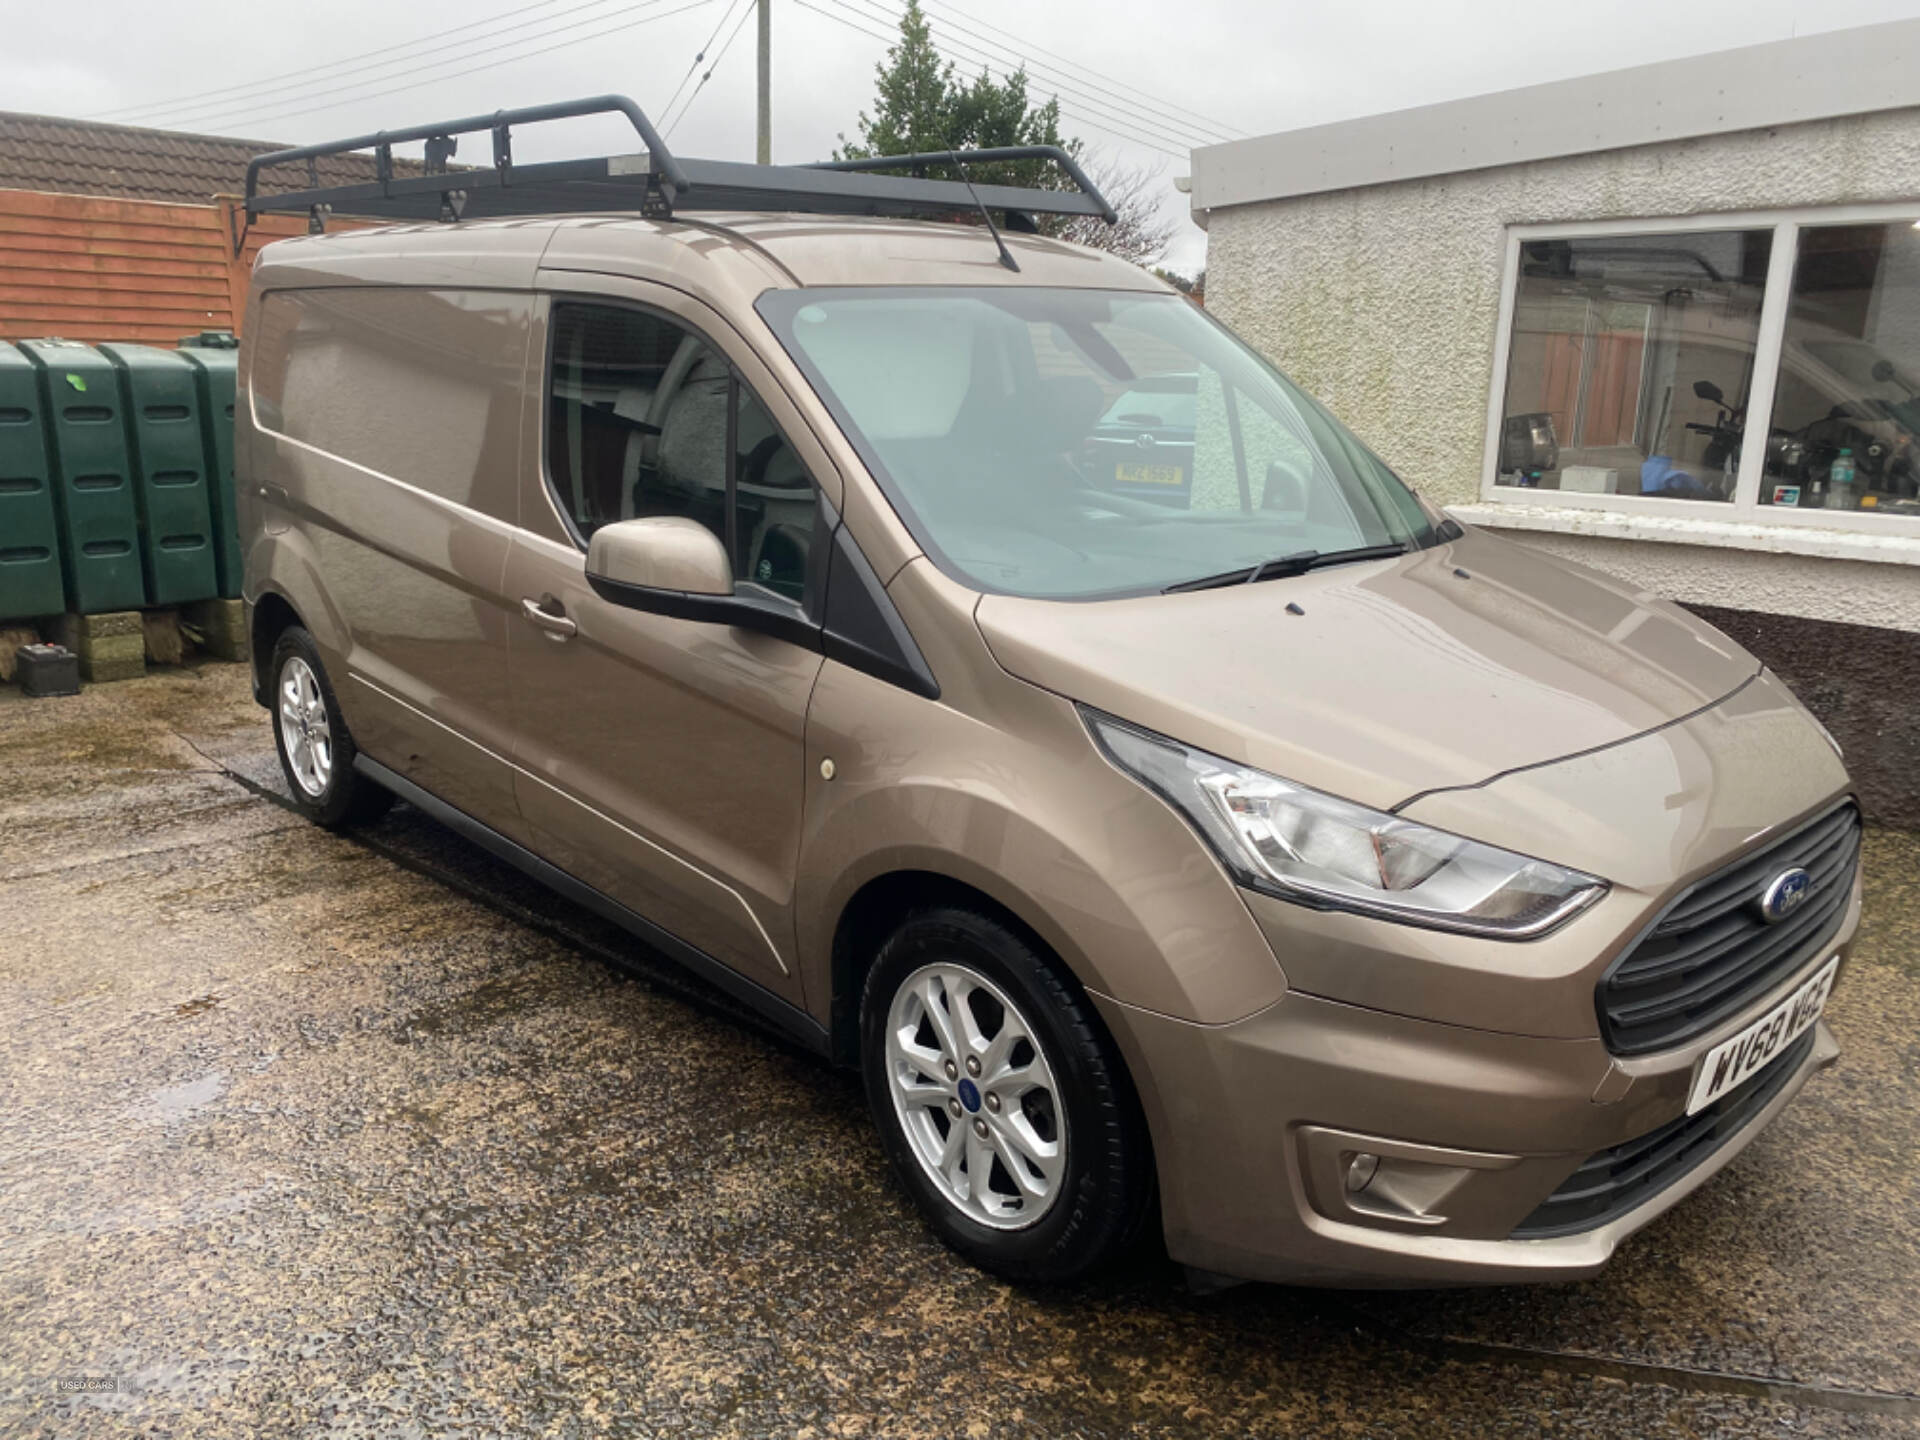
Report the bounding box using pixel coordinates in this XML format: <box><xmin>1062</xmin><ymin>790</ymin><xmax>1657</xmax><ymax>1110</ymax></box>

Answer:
<box><xmin>1094</xmin><ymin>945</ymin><xmax>1849</xmax><ymax>1288</ymax></box>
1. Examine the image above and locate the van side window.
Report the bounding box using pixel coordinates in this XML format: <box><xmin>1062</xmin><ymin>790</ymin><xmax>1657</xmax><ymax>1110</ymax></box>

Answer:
<box><xmin>546</xmin><ymin>303</ymin><xmax>818</xmax><ymax>604</ymax></box>
<box><xmin>733</xmin><ymin>387</ymin><xmax>815</xmax><ymax>601</ymax></box>
<box><xmin>548</xmin><ymin>304</ymin><xmax>729</xmax><ymax>540</ymax></box>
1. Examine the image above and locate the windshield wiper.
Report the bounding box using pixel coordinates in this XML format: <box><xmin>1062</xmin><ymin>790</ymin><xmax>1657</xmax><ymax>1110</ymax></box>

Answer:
<box><xmin>1162</xmin><ymin>542</ymin><xmax>1409</xmax><ymax>594</ymax></box>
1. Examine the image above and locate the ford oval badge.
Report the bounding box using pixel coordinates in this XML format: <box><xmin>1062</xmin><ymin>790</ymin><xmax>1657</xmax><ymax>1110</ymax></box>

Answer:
<box><xmin>1758</xmin><ymin>868</ymin><xmax>1813</xmax><ymax>924</ymax></box>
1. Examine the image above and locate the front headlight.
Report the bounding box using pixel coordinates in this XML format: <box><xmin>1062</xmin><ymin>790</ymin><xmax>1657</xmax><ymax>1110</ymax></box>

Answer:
<box><xmin>1085</xmin><ymin>710</ymin><xmax>1606</xmax><ymax>939</ymax></box>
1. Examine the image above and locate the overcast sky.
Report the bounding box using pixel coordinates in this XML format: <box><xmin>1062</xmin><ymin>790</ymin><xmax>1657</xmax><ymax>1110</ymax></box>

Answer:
<box><xmin>9</xmin><ymin>0</ymin><xmax>1920</xmax><ymax>272</ymax></box>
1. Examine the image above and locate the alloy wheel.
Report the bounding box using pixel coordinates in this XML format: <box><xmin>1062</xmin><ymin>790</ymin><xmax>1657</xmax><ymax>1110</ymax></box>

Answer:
<box><xmin>278</xmin><ymin>655</ymin><xmax>333</xmax><ymax>798</ymax></box>
<box><xmin>884</xmin><ymin>961</ymin><xmax>1067</xmax><ymax>1230</ymax></box>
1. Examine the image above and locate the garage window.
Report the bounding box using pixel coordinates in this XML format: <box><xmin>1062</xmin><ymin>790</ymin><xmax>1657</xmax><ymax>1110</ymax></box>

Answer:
<box><xmin>1487</xmin><ymin>209</ymin><xmax>1920</xmax><ymax>531</ymax></box>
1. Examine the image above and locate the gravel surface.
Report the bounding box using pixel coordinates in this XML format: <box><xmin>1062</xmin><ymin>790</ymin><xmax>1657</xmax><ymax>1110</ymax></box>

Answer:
<box><xmin>2</xmin><ymin>661</ymin><xmax>1915</xmax><ymax>1438</ymax></box>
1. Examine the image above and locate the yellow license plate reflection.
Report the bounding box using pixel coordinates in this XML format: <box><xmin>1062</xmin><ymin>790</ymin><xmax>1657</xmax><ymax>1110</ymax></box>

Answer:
<box><xmin>1116</xmin><ymin>464</ymin><xmax>1184</xmax><ymax>486</ymax></box>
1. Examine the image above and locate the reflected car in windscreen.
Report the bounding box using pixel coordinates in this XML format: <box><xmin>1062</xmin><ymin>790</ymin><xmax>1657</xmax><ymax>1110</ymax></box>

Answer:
<box><xmin>1081</xmin><ymin>371</ymin><xmax>1197</xmax><ymax>507</ymax></box>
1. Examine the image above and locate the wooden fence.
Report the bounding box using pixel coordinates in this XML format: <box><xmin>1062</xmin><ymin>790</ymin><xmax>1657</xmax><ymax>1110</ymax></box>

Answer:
<box><xmin>0</xmin><ymin>188</ymin><xmax>357</xmax><ymax>347</ymax></box>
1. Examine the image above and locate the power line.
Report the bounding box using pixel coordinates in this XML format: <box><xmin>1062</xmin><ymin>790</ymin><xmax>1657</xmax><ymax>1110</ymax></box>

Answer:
<box><xmin>141</xmin><ymin>0</ymin><xmax>657</xmax><ymax>131</ymax></box>
<box><xmin>921</xmin><ymin>0</ymin><xmax>1244</xmax><ymax>142</ymax></box>
<box><xmin>179</xmin><ymin>0</ymin><xmax>718</xmax><ymax>137</ymax></box>
<box><xmin>821</xmin><ymin>0</ymin><xmax>1182</xmax><ymax>158</ymax></box>
<box><xmin>919</xmin><ymin>2</ymin><xmax>1238</xmax><ymax>143</ymax></box>
<box><xmin>789</xmin><ymin>2</ymin><xmax>896</xmax><ymax>54</ymax></box>
<box><xmin>813</xmin><ymin>0</ymin><xmax>1233</xmax><ymax>150</ymax></box>
<box><xmin>818</xmin><ymin>0</ymin><xmax>1209</xmax><ymax>153</ymax></box>
<box><xmin>792</xmin><ymin>0</ymin><xmax>1186</xmax><ymax>160</ymax></box>
<box><xmin>94</xmin><ymin>0</ymin><xmax>580</xmax><ymax>122</ymax></box>
<box><xmin>660</xmin><ymin>0</ymin><xmax>747</xmax><ymax>127</ymax></box>
<box><xmin>160</xmin><ymin>1</ymin><xmax>717</xmax><ymax>136</ymax></box>
<box><xmin>146</xmin><ymin>0</ymin><xmax>707</xmax><ymax>132</ymax></box>
<box><xmin>804</xmin><ymin>0</ymin><xmax>1196</xmax><ymax>157</ymax></box>
<box><xmin>829</xmin><ymin>0</ymin><xmax>1211</xmax><ymax>153</ymax></box>
<box><xmin>663</xmin><ymin>0</ymin><xmax>757</xmax><ymax>136</ymax></box>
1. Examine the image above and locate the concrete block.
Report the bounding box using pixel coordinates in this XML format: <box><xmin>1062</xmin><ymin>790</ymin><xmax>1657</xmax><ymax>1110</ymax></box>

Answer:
<box><xmin>47</xmin><ymin>612</ymin><xmax>147</xmax><ymax>683</ymax></box>
<box><xmin>181</xmin><ymin>597</ymin><xmax>249</xmax><ymax>664</ymax></box>
<box><xmin>1559</xmin><ymin>466</ymin><xmax>1623</xmax><ymax>494</ymax></box>
<box><xmin>0</xmin><ymin>625</ymin><xmax>39</xmax><ymax>682</ymax></box>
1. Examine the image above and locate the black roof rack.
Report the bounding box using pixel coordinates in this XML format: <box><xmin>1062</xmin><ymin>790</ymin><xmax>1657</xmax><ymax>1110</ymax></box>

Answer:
<box><xmin>243</xmin><ymin>94</ymin><xmax>1116</xmax><ymax>236</ymax></box>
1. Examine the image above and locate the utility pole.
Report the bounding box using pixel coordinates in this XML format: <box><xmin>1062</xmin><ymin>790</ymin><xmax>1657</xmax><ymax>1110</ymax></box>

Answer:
<box><xmin>756</xmin><ymin>0</ymin><xmax>771</xmax><ymax>165</ymax></box>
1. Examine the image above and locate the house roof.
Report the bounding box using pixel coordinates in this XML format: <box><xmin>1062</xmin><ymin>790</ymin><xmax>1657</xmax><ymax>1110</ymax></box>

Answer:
<box><xmin>0</xmin><ymin>110</ymin><xmax>437</xmax><ymax>206</ymax></box>
<box><xmin>1190</xmin><ymin>17</ymin><xmax>1920</xmax><ymax>214</ymax></box>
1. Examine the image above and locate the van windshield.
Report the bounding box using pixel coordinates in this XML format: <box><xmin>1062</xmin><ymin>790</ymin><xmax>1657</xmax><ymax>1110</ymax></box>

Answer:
<box><xmin>757</xmin><ymin>286</ymin><xmax>1438</xmax><ymax>599</ymax></box>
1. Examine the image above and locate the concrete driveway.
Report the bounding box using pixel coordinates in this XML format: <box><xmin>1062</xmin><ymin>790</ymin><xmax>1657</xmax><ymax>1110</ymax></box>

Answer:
<box><xmin>3</xmin><ymin>661</ymin><xmax>1917</xmax><ymax>1439</ymax></box>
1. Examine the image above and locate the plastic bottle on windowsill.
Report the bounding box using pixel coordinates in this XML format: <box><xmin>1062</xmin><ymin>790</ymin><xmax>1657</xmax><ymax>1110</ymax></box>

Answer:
<box><xmin>1827</xmin><ymin>448</ymin><xmax>1856</xmax><ymax>510</ymax></box>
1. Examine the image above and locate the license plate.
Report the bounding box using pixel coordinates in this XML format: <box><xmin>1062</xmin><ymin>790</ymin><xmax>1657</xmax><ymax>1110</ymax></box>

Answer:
<box><xmin>1686</xmin><ymin>956</ymin><xmax>1838</xmax><ymax>1114</ymax></box>
<box><xmin>1115</xmin><ymin>463</ymin><xmax>1184</xmax><ymax>487</ymax></box>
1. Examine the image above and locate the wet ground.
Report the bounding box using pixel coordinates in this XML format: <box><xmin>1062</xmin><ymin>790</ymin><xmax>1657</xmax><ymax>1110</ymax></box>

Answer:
<box><xmin>1</xmin><ymin>660</ymin><xmax>1917</xmax><ymax>1439</ymax></box>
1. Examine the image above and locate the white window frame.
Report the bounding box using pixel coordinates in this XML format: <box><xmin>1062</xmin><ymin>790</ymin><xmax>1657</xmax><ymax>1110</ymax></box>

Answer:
<box><xmin>1479</xmin><ymin>201</ymin><xmax>1920</xmax><ymax>538</ymax></box>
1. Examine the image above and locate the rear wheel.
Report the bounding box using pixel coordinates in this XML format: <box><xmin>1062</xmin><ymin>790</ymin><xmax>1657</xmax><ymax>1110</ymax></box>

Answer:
<box><xmin>269</xmin><ymin>626</ymin><xmax>392</xmax><ymax>829</ymax></box>
<box><xmin>860</xmin><ymin>906</ymin><xmax>1152</xmax><ymax>1282</ymax></box>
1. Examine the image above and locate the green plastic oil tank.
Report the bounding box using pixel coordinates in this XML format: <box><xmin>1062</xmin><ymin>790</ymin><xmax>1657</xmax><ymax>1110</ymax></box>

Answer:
<box><xmin>16</xmin><ymin>339</ymin><xmax>145</xmax><ymax>615</ymax></box>
<box><xmin>0</xmin><ymin>343</ymin><xmax>67</xmax><ymax>620</ymax></box>
<box><xmin>176</xmin><ymin>332</ymin><xmax>242</xmax><ymax>598</ymax></box>
<box><xmin>100</xmin><ymin>342</ymin><xmax>219</xmax><ymax>607</ymax></box>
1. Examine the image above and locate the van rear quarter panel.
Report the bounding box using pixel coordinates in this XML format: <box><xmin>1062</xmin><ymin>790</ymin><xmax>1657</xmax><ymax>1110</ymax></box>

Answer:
<box><xmin>245</xmin><ymin>278</ymin><xmax>535</xmax><ymax>837</ymax></box>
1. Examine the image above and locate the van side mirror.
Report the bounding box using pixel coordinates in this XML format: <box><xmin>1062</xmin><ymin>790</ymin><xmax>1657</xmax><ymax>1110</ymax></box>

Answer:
<box><xmin>575</xmin><ymin>505</ymin><xmax>937</xmax><ymax>698</ymax></box>
<box><xmin>583</xmin><ymin>513</ymin><xmax>823</xmax><ymax>650</ymax></box>
<box><xmin>586</xmin><ymin>516</ymin><xmax>733</xmax><ymax>598</ymax></box>
<box><xmin>1262</xmin><ymin>460</ymin><xmax>1307</xmax><ymax>511</ymax></box>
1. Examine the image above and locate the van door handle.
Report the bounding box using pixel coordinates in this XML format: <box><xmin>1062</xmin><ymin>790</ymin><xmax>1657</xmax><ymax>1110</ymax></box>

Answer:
<box><xmin>521</xmin><ymin>596</ymin><xmax>577</xmax><ymax>640</ymax></box>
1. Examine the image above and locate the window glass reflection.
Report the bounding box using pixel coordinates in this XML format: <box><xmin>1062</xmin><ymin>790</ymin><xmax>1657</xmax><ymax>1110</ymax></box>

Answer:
<box><xmin>1497</xmin><ymin>230</ymin><xmax>1772</xmax><ymax>502</ymax></box>
<box><xmin>1758</xmin><ymin>223</ymin><xmax>1920</xmax><ymax>516</ymax></box>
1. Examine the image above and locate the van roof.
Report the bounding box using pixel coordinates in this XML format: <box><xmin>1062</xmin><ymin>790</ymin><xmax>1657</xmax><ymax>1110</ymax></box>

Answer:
<box><xmin>251</xmin><ymin>211</ymin><xmax>1171</xmax><ymax>302</ymax></box>
<box><xmin>242</xmin><ymin>95</ymin><xmax>1163</xmax><ymax>302</ymax></box>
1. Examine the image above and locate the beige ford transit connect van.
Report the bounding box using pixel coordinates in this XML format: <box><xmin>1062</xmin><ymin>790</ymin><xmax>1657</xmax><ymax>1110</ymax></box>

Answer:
<box><xmin>237</xmin><ymin>99</ymin><xmax>1860</xmax><ymax>1287</ymax></box>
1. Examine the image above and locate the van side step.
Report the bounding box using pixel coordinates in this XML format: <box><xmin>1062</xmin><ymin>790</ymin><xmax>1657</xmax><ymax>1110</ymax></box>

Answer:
<box><xmin>353</xmin><ymin>755</ymin><xmax>831</xmax><ymax>1058</ymax></box>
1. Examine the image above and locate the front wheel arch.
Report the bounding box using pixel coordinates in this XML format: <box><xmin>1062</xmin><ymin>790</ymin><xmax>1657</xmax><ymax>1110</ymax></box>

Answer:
<box><xmin>831</xmin><ymin>870</ymin><xmax>1067</xmax><ymax>1068</ymax></box>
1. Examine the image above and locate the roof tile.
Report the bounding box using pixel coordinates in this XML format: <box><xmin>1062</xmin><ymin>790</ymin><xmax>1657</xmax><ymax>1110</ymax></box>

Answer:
<box><xmin>0</xmin><ymin>110</ymin><xmax>440</xmax><ymax>205</ymax></box>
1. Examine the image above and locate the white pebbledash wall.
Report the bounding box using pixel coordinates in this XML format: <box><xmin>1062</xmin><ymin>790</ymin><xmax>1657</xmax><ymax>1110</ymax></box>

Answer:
<box><xmin>1193</xmin><ymin>25</ymin><xmax>1920</xmax><ymax>633</ymax></box>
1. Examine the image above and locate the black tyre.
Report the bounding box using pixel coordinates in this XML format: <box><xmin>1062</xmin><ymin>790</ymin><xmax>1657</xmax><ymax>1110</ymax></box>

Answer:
<box><xmin>268</xmin><ymin>626</ymin><xmax>393</xmax><ymax>829</ymax></box>
<box><xmin>860</xmin><ymin>905</ymin><xmax>1153</xmax><ymax>1282</ymax></box>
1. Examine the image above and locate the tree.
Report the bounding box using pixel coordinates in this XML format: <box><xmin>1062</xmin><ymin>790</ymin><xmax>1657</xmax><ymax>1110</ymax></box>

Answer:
<box><xmin>1058</xmin><ymin>157</ymin><xmax>1176</xmax><ymax>267</ymax></box>
<box><xmin>835</xmin><ymin>2</ymin><xmax>1069</xmax><ymax>192</ymax></box>
<box><xmin>836</xmin><ymin>0</ymin><xmax>1175</xmax><ymax>267</ymax></box>
<box><xmin>834</xmin><ymin>0</ymin><xmax>958</xmax><ymax>160</ymax></box>
<box><xmin>1151</xmin><ymin>264</ymin><xmax>1205</xmax><ymax>297</ymax></box>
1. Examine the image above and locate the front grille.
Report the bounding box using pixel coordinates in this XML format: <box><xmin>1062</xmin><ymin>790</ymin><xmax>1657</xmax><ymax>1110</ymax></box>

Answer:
<box><xmin>1512</xmin><ymin>1029</ymin><xmax>1814</xmax><ymax>1239</ymax></box>
<box><xmin>1597</xmin><ymin>802</ymin><xmax>1860</xmax><ymax>1056</ymax></box>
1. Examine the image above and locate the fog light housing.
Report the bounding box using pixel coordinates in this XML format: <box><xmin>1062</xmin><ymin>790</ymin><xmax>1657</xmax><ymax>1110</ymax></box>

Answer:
<box><xmin>1346</xmin><ymin>1154</ymin><xmax>1478</xmax><ymax>1226</ymax></box>
<box><xmin>1345</xmin><ymin>1152</ymin><xmax>1380</xmax><ymax>1193</ymax></box>
<box><xmin>1299</xmin><ymin>1125</ymin><xmax>1525</xmax><ymax>1234</ymax></box>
